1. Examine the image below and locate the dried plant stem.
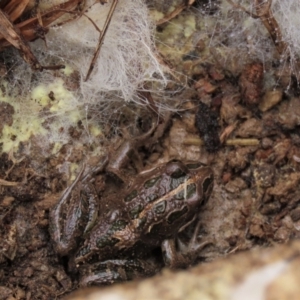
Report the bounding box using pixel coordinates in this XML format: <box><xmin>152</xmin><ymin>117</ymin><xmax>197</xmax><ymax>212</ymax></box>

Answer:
<box><xmin>184</xmin><ymin>137</ymin><xmax>259</xmax><ymax>146</ymax></box>
<box><xmin>4</xmin><ymin>0</ymin><xmax>30</xmax><ymax>22</ymax></box>
<box><xmin>0</xmin><ymin>0</ymin><xmax>83</xmax><ymax>70</ymax></box>
<box><xmin>156</xmin><ymin>0</ymin><xmax>195</xmax><ymax>25</ymax></box>
<box><xmin>226</xmin><ymin>0</ymin><xmax>287</xmax><ymax>56</ymax></box>
<box><xmin>0</xmin><ymin>9</ymin><xmax>42</xmax><ymax>70</ymax></box>
<box><xmin>0</xmin><ymin>178</ymin><xmax>19</xmax><ymax>186</ymax></box>
<box><xmin>85</xmin><ymin>0</ymin><xmax>119</xmax><ymax>81</ymax></box>
<box><xmin>225</xmin><ymin>138</ymin><xmax>259</xmax><ymax>146</ymax></box>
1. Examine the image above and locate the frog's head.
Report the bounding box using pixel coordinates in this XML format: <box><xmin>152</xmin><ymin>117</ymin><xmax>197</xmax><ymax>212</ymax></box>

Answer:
<box><xmin>151</xmin><ymin>161</ymin><xmax>214</xmax><ymax>233</ymax></box>
<box><xmin>125</xmin><ymin>161</ymin><xmax>214</xmax><ymax>239</ymax></box>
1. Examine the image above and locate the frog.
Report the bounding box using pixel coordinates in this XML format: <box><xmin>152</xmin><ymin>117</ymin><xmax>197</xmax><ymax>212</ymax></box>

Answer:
<box><xmin>49</xmin><ymin>159</ymin><xmax>214</xmax><ymax>286</ymax></box>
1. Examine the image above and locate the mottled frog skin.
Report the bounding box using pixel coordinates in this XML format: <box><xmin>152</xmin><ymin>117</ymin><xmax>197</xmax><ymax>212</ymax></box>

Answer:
<box><xmin>49</xmin><ymin>160</ymin><xmax>213</xmax><ymax>286</ymax></box>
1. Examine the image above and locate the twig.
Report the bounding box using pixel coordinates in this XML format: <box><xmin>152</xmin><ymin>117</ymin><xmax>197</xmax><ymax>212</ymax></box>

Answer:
<box><xmin>0</xmin><ymin>9</ymin><xmax>43</xmax><ymax>70</ymax></box>
<box><xmin>0</xmin><ymin>178</ymin><xmax>19</xmax><ymax>186</ymax></box>
<box><xmin>85</xmin><ymin>0</ymin><xmax>119</xmax><ymax>81</ymax></box>
<box><xmin>225</xmin><ymin>138</ymin><xmax>259</xmax><ymax>146</ymax></box>
<box><xmin>184</xmin><ymin>137</ymin><xmax>259</xmax><ymax>146</ymax></box>
<box><xmin>156</xmin><ymin>0</ymin><xmax>195</xmax><ymax>26</ymax></box>
<box><xmin>0</xmin><ymin>0</ymin><xmax>84</xmax><ymax>70</ymax></box>
<box><xmin>226</xmin><ymin>0</ymin><xmax>287</xmax><ymax>56</ymax></box>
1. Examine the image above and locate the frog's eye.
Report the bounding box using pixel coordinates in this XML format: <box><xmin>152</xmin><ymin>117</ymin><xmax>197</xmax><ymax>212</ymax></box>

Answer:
<box><xmin>165</xmin><ymin>161</ymin><xmax>188</xmax><ymax>178</ymax></box>
<box><xmin>171</xmin><ymin>168</ymin><xmax>185</xmax><ymax>178</ymax></box>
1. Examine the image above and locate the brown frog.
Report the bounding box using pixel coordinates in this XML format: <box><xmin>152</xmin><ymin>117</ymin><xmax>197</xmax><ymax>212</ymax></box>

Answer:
<box><xmin>49</xmin><ymin>159</ymin><xmax>213</xmax><ymax>286</ymax></box>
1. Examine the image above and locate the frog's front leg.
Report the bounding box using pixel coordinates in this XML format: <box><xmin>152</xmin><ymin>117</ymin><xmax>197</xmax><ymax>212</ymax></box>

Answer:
<box><xmin>79</xmin><ymin>258</ymin><xmax>161</xmax><ymax>287</ymax></box>
<box><xmin>161</xmin><ymin>221</ymin><xmax>212</xmax><ymax>269</ymax></box>
<box><xmin>49</xmin><ymin>161</ymin><xmax>106</xmax><ymax>256</ymax></box>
